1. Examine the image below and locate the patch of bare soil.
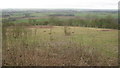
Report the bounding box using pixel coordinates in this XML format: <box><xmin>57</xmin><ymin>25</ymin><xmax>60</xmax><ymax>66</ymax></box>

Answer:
<box><xmin>28</xmin><ymin>25</ymin><xmax>53</xmax><ymax>28</ymax></box>
<box><xmin>96</xmin><ymin>29</ymin><xmax>113</xmax><ymax>31</ymax></box>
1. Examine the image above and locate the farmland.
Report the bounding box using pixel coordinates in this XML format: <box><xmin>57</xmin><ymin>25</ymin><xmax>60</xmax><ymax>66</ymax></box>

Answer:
<box><xmin>2</xmin><ymin>9</ymin><xmax>118</xmax><ymax>66</ymax></box>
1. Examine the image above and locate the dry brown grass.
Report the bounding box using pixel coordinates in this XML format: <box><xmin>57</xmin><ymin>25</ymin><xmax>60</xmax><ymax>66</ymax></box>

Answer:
<box><xmin>3</xmin><ymin>41</ymin><xmax>117</xmax><ymax>66</ymax></box>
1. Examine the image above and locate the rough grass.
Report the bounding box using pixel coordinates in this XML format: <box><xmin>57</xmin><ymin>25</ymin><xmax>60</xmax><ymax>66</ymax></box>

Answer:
<box><xmin>2</xmin><ymin>26</ymin><xmax>118</xmax><ymax>66</ymax></box>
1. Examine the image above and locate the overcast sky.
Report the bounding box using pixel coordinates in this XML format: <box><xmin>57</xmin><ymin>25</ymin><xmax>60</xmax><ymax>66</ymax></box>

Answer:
<box><xmin>0</xmin><ymin>0</ymin><xmax>119</xmax><ymax>9</ymax></box>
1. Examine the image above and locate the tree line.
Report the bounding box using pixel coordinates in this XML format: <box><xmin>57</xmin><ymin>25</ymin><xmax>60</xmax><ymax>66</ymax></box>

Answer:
<box><xmin>2</xmin><ymin>15</ymin><xmax>119</xmax><ymax>29</ymax></box>
<box><xmin>28</xmin><ymin>16</ymin><xmax>118</xmax><ymax>29</ymax></box>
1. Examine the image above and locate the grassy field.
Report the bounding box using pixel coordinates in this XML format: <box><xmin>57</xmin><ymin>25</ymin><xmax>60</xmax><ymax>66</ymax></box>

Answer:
<box><xmin>3</xmin><ymin>26</ymin><xmax>118</xmax><ymax>66</ymax></box>
<box><xmin>2</xmin><ymin>9</ymin><xmax>118</xmax><ymax>66</ymax></box>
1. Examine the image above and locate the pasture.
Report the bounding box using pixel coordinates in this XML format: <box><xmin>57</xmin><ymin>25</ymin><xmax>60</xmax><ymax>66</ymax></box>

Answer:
<box><xmin>2</xmin><ymin>25</ymin><xmax>118</xmax><ymax>66</ymax></box>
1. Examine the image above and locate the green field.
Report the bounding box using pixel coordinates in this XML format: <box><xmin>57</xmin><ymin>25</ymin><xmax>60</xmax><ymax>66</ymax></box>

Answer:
<box><xmin>3</xmin><ymin>26</ymin><xmax>118</xmax><ymax>66</ymax></box>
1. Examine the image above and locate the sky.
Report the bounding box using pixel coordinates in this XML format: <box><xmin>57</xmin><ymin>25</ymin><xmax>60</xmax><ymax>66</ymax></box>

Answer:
<box><xmin>0</xmin><ymin>0</ymin><xmax>119</xmax><ymax>9</ymax></box>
